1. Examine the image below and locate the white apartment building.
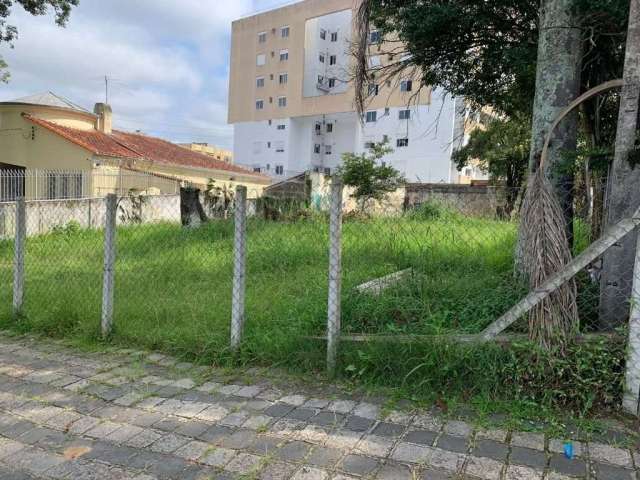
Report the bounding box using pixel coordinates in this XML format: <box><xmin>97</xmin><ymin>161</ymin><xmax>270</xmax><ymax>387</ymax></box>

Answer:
<box><xmin>228</xmin><ymin>0</ymin><xmax>486</xmax><ymax>184</ymax></box>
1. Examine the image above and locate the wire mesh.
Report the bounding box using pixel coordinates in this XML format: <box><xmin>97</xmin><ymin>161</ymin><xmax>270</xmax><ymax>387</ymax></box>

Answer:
<box><xmin>0</xmin><ymin>168</ymin><xmax>636</xmax><ymax>377</ymax></box>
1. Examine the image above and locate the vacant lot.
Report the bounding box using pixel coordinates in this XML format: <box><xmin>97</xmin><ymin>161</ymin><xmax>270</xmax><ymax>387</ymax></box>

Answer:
<box><xmin>0</xmin><ymin>211</ymin><xmax>519</xmax><ymax>356</ymax></box>
<box><xmin>3</xmin><ymin>211</ymin><xmax>620</xmax><ymax>414</ymax></box>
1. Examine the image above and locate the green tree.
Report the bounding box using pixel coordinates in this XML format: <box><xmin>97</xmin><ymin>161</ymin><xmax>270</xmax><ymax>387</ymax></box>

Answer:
<box><xmin>453</xmin><ymin>116</ymin><xmax>530</xmax><ymax>218</ymax></box>
<box><xmin>0</xmin><ymin>0</ymin><xmax>79</xmax><ymax>82</ymax></box>
<box><xmin>338</xmin><ymin>141</ymin><xmax>405</xmax><ymax>211</ymax></box>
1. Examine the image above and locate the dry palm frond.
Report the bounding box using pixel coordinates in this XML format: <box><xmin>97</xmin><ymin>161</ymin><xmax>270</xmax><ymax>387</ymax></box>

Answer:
<box><xmin>520</xmin><ymin>167</ymin><xmax>579</xmax><ymax>350</ymax></box>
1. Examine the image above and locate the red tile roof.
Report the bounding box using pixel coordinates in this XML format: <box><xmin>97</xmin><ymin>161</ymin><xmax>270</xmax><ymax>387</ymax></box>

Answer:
<box><xmin>24</xmin><ymin>114</ymin><xmax>140</xmax><ymax>160</ymax></box>
<box><xmin>23</xmin><ymin>114</ymin><xmax>267</xmax><ymax>180</ymax></box>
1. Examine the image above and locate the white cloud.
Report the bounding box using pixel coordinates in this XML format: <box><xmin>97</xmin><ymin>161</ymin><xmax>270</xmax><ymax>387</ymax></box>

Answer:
<box><xmin>0</xmin><ymin>0</ymin><xmax>286</xmax><ymax>150</ymax></box>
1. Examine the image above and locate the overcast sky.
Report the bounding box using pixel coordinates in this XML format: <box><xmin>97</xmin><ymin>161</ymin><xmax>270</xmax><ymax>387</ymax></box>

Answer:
<box><xmin>0</xmin><ymin>0</ymin><xmax>293</xmax><ymax>149</ymax></box>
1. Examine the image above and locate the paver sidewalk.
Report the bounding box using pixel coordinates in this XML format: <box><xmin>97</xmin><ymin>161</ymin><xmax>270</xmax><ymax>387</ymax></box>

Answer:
<box><xmin>0</xmin><ymin>333</ymin><xmax>637</xmax><ymax>480</ymax></box>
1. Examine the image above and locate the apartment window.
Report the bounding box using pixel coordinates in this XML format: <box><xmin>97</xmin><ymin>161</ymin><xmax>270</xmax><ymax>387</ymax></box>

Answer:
<box><xmin>365</xmin><ymin>111</ymin><xmax>377</xmax><ymax>123</ymax></box>
<box><xmin>278</xmin><ymin>96</ymin><xmax>287</xmax><ymax>107</ymax></box>
<box><xmin>320</xmin><ymin>29</ymin><xmax>326</xmax><ymax>40</ymax></box>
<box><xmin>326</xmin><ymin>123</ymin><xmax>333</xmax><ymax>133</ymax></box>
<box><xmin>256</xmin><ymin>77</ymin><xmax>265</xmax><ymax>88</ymax></box>
<box><xmin>364</xmin><ymin>141</ymin><xmax>375</xmax><ymax>150</ymax></box>
<box><xmin>397</xmin><ymin>138</ymin><xmax>409</xmax><ymax>147</ymax></box>
<box><xmin>275</xmin><ymin>165</ymin><xmax>284</xmax><ymax>175</ymax></box>
<box><xmin>268</xmin><ymin>119</ymin><xmax>272</xmax><ymax>125</ymax></box>
<box><xmin>400</xmin><ymin>80</ymin><xmax>413</xmax><ymax>92</ymax></box>
<box><xmin>279</xmin><ymin>73</ymin><xmax>288</xmax><ymax>84</ymax></box>
<box><xmin>328</xmin><ymin>78</ymin><xmax>336</xmax><ymax>88</ymax></box>
<box><xmin>331</xmin><ymin>32</ymin><xmax>338</xmax><ymax>42</ymax></box>
<box><xmin>315</xmin><ymin>123</ymin><xmax>322</xmax><ymax>134</ymax></box>
<box><xmin>465</xmin><ymin>168</ymin><xmax>472</xmax><ymax>177</ymax></box>
<box><xmin>329</xmin><ymin>55</ymin><xmax>337</xmax><ymax>65</ymax></box>
<box><xmin>256</xmin><ymin>54</ymin><xmax>266</xmax><ymax>66</ymax></box>
<box><xmin>258</xmin><ymin>32</ymin><xmax>267</xmax><ymax>43</ymax></box>
<box><xmin>369</xmin><ymin>55</ymin><xmax>381</xmax><ymax>68</ymax></box>
<box><xmin>267</xmin><ymin>141</ymin><xmax>271</xmax><ymax>148</ymax></box>
<box><xmin>383</xmin><ymin>134</ymin><xmax>389</xmax><ymax>143</ymax></box>
<box><xmin>370</xmin><ymin>30</ymin><xmax>381</xmax><ymax>44</ymax></box>
<box><xmin>281</xmin><ymin>26</ymin><xmax>290</xmax><ymax>38</ymax></box>
<box><xmin>275</xmin><ymin>141</ymin><xmax>285</xmax><ymax>152</ymax></box>
<box><xmin>325</xmin><ymin>145</ymin><xmax>332</xmax><ymax>155</ymax></box>
<box><xmin>324</xmin><ymin>167</ymin><xmax>331</xmax><ymax>175</ymax></box>
<box><xmin>277</xmin><ymin>124</ymin><xmax>286</xmax><ymax>130</ymax></box>
<box><xmin>256</xmin><ymin>99</ymin><xmax>264</xmax><ymax>110</ymax></box>
<box><xmin>368</xmin><ymin>84</ymin><xmax>379</xmax><ymax>96</ymax></box>
<box><xmin>253</xmin><ymin>167</ymin><xmax>262</xmax><ymax>173</ymax></box>
<box><xmin>319</xmin><ymin>53</ymin><xmax>325</xmax><ymax>63</ymax></box>
<box><xmin>399</xmin><ymin>109</ymin><xmax>411</xmax><ymax>120</ymax></box>
<box><xmin>279</xmin><ymin>49</ymin><xmax>289</xmax><ymax>61</ymax></box>
<box><xmin>314</xmin><ymin>144</ymin><xmax>321</xmax><ymax>154</ymax></box>
<box><xmin>317</xmin><ymin>75</ymin><xmax>324</xmax><ymax>85</ymax></box>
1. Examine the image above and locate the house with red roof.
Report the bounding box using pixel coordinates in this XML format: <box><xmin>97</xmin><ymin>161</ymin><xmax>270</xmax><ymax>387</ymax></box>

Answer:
<box><xmin>0</xmin><ymin>92</ymin><xmax>270</xmax><ymax>201</ymax></box>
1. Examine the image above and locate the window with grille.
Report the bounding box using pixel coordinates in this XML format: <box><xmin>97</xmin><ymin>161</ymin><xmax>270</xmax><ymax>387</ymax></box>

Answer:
<box><xmin>397</xmin><ymin>138</ymin><xmax>409</xmax><ymax>147</ymax></box>
<box><xmin>365</xmin><ymin>111</ymin><xmax>377</xmax><ymax>123</ymax></box>
<box><xmin>399</xmin><ymin>109</ymin><xmax>411</xmax><ymax>120</ymax></box>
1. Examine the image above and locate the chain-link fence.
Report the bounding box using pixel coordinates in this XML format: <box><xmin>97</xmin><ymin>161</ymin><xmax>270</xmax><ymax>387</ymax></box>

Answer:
<box><xmin>0</xmin><ymin>169</ymin><xmax>638</xmax><ymax>413</ymax></box>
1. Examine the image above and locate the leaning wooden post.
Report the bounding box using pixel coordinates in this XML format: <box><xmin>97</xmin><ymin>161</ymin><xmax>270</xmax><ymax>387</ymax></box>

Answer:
<box><xmin>327</xmin><ymin>176</ymin><xmax>343</xmax><ymax>376</ymax></box>
<box><xmin>101</xmin><ymin>194</ymin><xmax>117</xmax><ymax>338</ymax></box>
<box><xmin>230</xmin><ymin>186</ymin><xmax>247</xmax><ymax>351</ymax></box>
<box><xmin>12</xmin><ymin>197</ymin><xmax>26</xmax><ymax>316</ymax></box>
<box><xmin>623</xmin><ymin>219</ymin><xmax>640</xmax><ymax>416</ymax></box>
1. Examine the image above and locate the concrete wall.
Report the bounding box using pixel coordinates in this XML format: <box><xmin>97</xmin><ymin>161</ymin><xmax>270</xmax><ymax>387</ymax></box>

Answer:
<box><xmin>0</xmin><ymin>194</ymin><xmax>181</xmax><ymax>238</ymax></box>
<box><xmin>405</xmin><ymin>183</ymin><xmax>505</xmax><ymax>217</ymax></box>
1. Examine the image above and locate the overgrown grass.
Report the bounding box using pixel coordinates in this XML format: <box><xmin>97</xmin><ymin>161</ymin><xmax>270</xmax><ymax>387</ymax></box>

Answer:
<box><xmin>0</xmin><ymin>209</ymin><xmax>625</xmax><ymax>416</ymax></box>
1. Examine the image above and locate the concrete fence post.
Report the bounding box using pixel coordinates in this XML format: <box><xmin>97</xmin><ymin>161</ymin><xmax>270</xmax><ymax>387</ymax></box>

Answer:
<box><xmin>327</xmin><ymin>176</ymin><xmax>343</xmax><ymax>376</ymax></box>
<box><xmin>101</xmin><ymin>194</ymin><xmax>117</xmax><ymax>338</ymax></box>
<box><xmin>623</xmin><ymin>225</ymin><xmax>640</xmax><ymax>416</ymax></box>
<box><xmin>231</xmin><ymin>186</ymin><xmax>247</xmax><ymax>351</ymax></box>
<box><xmin>12</xmin><ymin>197</ymin><xmax>26</xmax><ymax>316</ymax></box>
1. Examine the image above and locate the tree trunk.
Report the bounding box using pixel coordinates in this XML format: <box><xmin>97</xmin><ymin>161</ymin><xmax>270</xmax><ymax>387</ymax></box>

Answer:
<box><xmin>525</xmin><ymin>0</ymin><xmax>583</xmax><ymax>245</ymax></box>
<box><xmin>599</xmin><ymin>0</ymin><xmax>640</xmax><ymax>330</ymax></box>
<box><xmin>180</xmin><ymin>187</ymin><xmax>208</xmax><ymax>228</ymax></box>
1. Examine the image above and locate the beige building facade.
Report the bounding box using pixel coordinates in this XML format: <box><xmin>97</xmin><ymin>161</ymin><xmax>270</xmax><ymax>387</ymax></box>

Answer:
<box><xmin>0</xmin><ymin>93</ymin><xmax>270</xmax><ymax>201</ymax></box>
<box><xmin>179</xmin><ymin>143</ymin><xmax>234</xmax><ymax>164</ymax></box>
<box><xmin>228</xmin><ymin>0</ymin><xmax>480</xmax><ymax>184</ymax></box>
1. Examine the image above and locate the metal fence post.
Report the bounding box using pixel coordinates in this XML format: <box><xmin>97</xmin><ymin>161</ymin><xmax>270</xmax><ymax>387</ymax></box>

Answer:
<box><xmin>12</xmin><ymin>197</ymin><xmax>26</xmax><ymax>316</ymax></box>
<box><xmin>101</xmin><ymin>194</ymin><xmax>117</xmax><ymax>337</ymax></box>
<box><xmin>231</xmin><ymin>186</ymin><xmax>247</xmax><ymax>351</ymax></box>
<box><xmin>327</xmin><ymin>176</ymin><xmax>343</xmax><ymax>376</ymax></box>
<box><xmin>623</xmin><ymin>225</ymin><xmax>640</xmax><ymax>416</ymax></box>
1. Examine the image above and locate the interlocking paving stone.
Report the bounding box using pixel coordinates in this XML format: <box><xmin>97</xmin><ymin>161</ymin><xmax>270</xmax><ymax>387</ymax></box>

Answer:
<box><xmin>464</xmin><ymin>455</ymin><xmax>504</xmax><ymax>480</ymax></box>
<box><xmin>591</xmin><ymin>461</ymin><xmax>636</xmax><ymax>480</ymax></box>
<box><xmin>343</xmin><ymin>415</ymin><xmax>375</xmax><ymax>433</ymax></box>
<box><xmin>548</xmin><ymin>453</ymin><xmax>587</xmax><ymax>477</ymax></box>
<box><xmin>291</xmin><ymin>466</ymin><xmax>329</xmax><ymax>480</ymax></box>
<box><xmin>309</xmin><ymin>411</ymin><xmax>344</xmax><ymax>427</ymax></box>
<box><xmin>201</xmin><ymin>447</ymin><xmax>237</xmax><ymax>467</ymax></box>
<box><xmin>265</xmin><ymin>403</ymin><xmax>297</xmax><ymax>418</ymax></box>
<box><xmin>504</xmin><ymin>464</ymin><xmax>544</xmax><ymax>480</ymax></box>
<box><xmin>435</xmin><ymin>434</ymin><xmax>469</xmax><ymax>454</ymax></box>
<box><xmin>375</xmin><ymin>461</ymin><xmax>412</xmax><ymax>479</ymax></box>
<box><xmin>288</xmin><ymin>408</ymin><xmax>318</xmax><ymax>422</ymax></box>
<box><xmin>307</xmin><ymin>446</ymin><xmax>343</xmax><ymax>468</ymax></box>
<box><xmin>391</xmin><ymin>442</ymin><xmax>433</xmax><ymax>463</ymax></box>
<box><xmin>355</xmin><ymin>434</ymin><xmax>395</xmax><ymax>458</ymax></box>
<box><xmin>276</xmin><ymin>440</ymin><xmax>311</xmax><ymax>462</ymax></box>
<box><xmin>588</xmin><ymin>442</ymin><xmax>633</xmax><ymax>468</ymax></box>
<box><xmin>406</xmin><ymin>429</ymin><xmax>439</xmax><ymax>446</ymax></box>
<box><xmin>0</xmin><ymin>334</ymin><xmax>638</xmax><ymax>480</ymax></box>
<box><xmin>508</xmin><ymin>446</ymin><xmax>547</xmax><ymax>469</ymax></box>
<box><xmin>226</xmin><ymin>452</ymin><xmax>262</xmax><ymax>473</ymax></box>
<box><xmin>472</xmin><ymin>438</ymin><xmax>509</xmax><ymax>462</ymax></box>
<box><xmin>372</xmin><ymin>422</ymin><xmax>405</xmax><ymax>438</ymax></box>
<box><xmin>340</xmin><ymin>454</ymin><xmax>379</xmax><ymax>476</ymax></box>
<box><xmin>510</xmin><ymin>432</ymin><xmax>545</xmax><ymax>451</ymax></box>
